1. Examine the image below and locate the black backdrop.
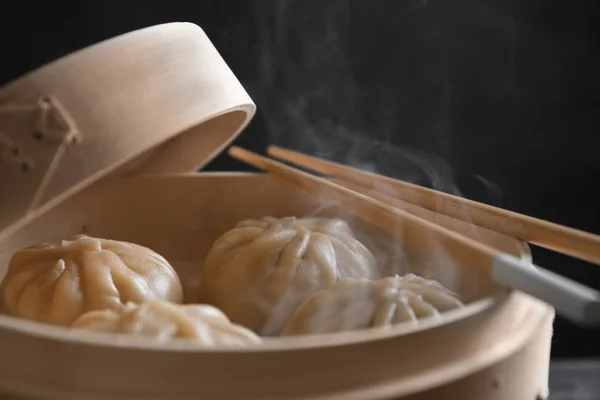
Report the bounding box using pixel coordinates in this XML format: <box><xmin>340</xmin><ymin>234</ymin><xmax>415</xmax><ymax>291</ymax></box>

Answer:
<box><xmin>1</xmin><ymin>0</ymin><xmax>599</xmax><ymax>358</ymax></box>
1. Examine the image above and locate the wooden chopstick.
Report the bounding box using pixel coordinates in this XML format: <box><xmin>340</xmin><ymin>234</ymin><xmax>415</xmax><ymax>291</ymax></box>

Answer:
<box><xmin>335</xmin><ymin>178</ymin><xmax>529</xmax><ymax>255</ymax></box>
<box><xmin>229</xmin><ymin>146</ymin><xmax>600</xmax><ymax>326</ymax></box>
<box><xmin>267</xmin><ymin>145</ymin><xmax>600</xmax><ymax>266</ymax></box>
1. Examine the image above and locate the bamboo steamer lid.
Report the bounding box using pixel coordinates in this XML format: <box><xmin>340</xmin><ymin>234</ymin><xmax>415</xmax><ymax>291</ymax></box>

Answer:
<box><xmin>0</xmin><ymin>22</ymin><xmax>255</xmax><ymax>232</ymax></box>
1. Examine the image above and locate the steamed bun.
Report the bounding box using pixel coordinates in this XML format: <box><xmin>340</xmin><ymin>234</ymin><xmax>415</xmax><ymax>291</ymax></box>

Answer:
<box><xmin>0</xmin><ymin>236</ymin><xmax>183</xmax><ymax>326</ymax></box>
<box><xmin>293</xmin><ymin>217</ymin><xmax>355</xmax><ymax>237</ymax></box>
<box><xmin>283</xmin><ymin>274</ymin><xmax>464</xmax><ymax>335</ymax></box>
<box><xmin>72</xmin><ymin>300</ymin><xmax>261</xmax><ymax>346</ymax></box>
<box><xmin>198</xmin><ymin>216</ymin><xmax>377</xmax><ymax>335</ymax></box>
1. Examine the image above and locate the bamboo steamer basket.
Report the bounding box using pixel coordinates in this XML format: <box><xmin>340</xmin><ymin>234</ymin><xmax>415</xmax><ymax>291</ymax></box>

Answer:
<box><xmin>0</xmin><ymin>23</ymin><xmax>553</xmax><ymax>400</ymax></box>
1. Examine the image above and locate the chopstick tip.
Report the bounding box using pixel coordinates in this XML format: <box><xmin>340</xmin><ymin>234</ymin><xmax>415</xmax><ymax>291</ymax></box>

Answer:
<box><xmin>228</xmin><ymin>145</ymin><xmax>243</xmax><ymax>156</ymax></box>
<box><xmin>266</xmin><ymin>145</ymin><xmax>282</xmax><ymax>155</ymax></box>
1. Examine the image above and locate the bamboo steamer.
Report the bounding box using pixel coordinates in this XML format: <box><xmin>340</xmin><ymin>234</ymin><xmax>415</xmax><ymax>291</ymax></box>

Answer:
<box><xmin>0</xmin><ymin>23</ymin><xmax>553</xmax><ymax>400</ymax></box>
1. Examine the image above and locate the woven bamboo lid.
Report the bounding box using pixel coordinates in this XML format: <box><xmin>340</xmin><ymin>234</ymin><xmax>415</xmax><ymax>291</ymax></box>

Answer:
<box><xmin>0</xmin><ymin>22</ymin><xmax>256</xmax><ymax>232</ymax></box>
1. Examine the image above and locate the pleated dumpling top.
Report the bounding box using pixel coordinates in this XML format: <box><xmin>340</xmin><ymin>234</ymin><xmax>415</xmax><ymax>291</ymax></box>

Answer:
<box><xmin>0</xmin><ymin>235</ymin><xmax>183</xmax><ymax>326</ymax></box>
<box><xmin>198</xmin><ymin>216</ymin><xmax>377</xmax><ymax>335</ymax></box>
<box><xmin>72</xmin><ymin>300</ymin><xmax>261</xmax><ymax>346</ymax></box>
<box><xmin>283</xmin><ymin>274</ymin><xmax>464</xmax><ymax>335</ymax></box>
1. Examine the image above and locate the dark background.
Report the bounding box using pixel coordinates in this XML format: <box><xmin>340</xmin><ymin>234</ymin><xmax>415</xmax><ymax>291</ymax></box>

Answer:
<box><xmin>1</xmin><ymin>0</ymin><xmax>599</xmax><ymax>358</ymax></box>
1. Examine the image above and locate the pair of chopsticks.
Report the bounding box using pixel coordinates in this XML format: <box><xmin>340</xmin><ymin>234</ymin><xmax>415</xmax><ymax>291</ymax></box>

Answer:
<box><xmin>228</xmin><ymin>145</ymin><xmax>600</xmax><ymax>327</ymax></box>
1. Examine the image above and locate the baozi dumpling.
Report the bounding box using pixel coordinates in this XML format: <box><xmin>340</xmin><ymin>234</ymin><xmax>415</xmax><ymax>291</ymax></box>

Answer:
<box><xmin>294</xmin><ymin>217</ymin><xmax>355</xmax><ymax>237</ymax></box>
<box><xmin>72</xmin><ymin>300</ymin><xmax>261</xmax><ymax>346</ymax></box>
<box><xmin>0</xmin><ymin>236</ymin><xmax>183</xmax><ymax>326</ymax></box>
<box><xmin>282</xmin><ymin>274</ymin><xmax>464</xmax><ymax>335</ymax></box>
<box><xmin>198</xmin><ymin>216</ymin><xmax>377</xmax><ymax>335</ymax></box>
